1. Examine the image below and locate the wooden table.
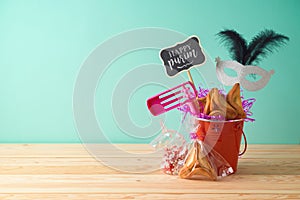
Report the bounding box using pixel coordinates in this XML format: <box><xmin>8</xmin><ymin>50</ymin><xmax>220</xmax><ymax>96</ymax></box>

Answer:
<box><xmin>0</xmin><ymin>144</ymin><xmax>299</xmax><ymax>200</ymax></box>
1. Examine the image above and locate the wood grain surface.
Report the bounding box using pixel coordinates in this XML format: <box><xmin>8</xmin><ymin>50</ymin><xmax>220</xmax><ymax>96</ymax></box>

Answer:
<box><xmin>0</xmin><ymin>144</ymin><xmax>299</xmax><ymax>200</ymax></box>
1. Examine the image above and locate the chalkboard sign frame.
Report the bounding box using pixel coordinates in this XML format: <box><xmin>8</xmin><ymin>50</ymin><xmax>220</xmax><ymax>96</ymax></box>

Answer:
<box><xmin>159</xmin><ymin>35</ymin><xmax>206</xmax><ymax>77</ymax></box>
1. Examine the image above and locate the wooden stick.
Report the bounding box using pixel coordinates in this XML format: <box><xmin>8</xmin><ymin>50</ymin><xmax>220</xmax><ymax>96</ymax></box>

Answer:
<box><xmin>187</xmin><ymin>70</ymin><xmax>194</xmax><ymax>85</ymax></box>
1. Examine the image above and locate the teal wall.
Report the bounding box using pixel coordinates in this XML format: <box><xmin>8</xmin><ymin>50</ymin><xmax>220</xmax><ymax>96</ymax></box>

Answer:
<box><xmin>0</xmin><ymin>0</ymin><xmax>299</xmax><ymax>144</ymax></box>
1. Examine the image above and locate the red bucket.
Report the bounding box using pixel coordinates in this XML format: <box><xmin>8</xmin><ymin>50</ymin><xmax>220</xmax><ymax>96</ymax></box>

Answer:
<box><xmin>196</xmin><ymin>118</ymin><xmax>247</xmax><ymax>173</ymax></box>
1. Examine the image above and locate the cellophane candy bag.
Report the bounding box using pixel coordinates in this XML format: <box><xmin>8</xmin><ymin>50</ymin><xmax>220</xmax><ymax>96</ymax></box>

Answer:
<box><xmin>151</xmin><ymin>124</ymin><xmax>188</xmax><ymax>175</ymax></box>
<box><xmin>179</xmin><ymin>112</ymin><xmax>234</xmax><ymax>180</ymax></box>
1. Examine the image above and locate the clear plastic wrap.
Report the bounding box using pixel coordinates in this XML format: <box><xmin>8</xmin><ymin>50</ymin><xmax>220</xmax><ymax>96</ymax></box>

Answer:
<box><xmin>178</xmin><ymin>113</ymin><xmax>234</xmax><ymax>180</ymax></box>
<box><xmin>179</xmin><ymin>139</ymin><xmax>233</xmax><ymax>180</ymax></box>
<box><xmin>151</xmin><ymin>124</ymin><xmax>188</xmax><ymax>175</ymax></box>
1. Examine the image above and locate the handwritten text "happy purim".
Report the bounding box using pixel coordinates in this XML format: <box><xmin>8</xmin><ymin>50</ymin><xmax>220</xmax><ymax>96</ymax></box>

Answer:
<box><xmin>167</xmin><ymin>45</ymin><xmax>197</xmax><ymax>70</ymax></box>
<box><xmin>160</xmin><ymin>36</ymin><xmax>205</xmax><ymax>77</ymax></box>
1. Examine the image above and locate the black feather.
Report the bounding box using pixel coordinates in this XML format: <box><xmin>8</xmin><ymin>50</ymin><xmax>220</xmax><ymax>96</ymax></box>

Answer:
<box><xmin>244</xmin><ymin>29</ymin><xmax>289</xmax><ymax>65</ymax></box>
<box><xmin>217</xmin><ymin>29</ymin><xmax>248</xmax><ymax>64</ymax></box>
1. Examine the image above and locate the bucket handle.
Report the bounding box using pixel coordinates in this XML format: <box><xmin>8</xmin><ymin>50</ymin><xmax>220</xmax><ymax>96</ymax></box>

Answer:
<box><xmin>239</xmin><ymin>130</ymin><xmax>247</xmax><ymax>156</ymax></box>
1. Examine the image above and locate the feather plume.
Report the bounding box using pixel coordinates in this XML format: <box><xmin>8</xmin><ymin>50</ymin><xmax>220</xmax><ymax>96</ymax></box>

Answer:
<box><xmin>244</xmin><ymin>29</ymin><xmax>289</xmax><ymax>65</ymax></box>
<box><xmin>217</xmin><ymin>30</ymin><xmax>248</xmax><ymax>64</ymax></box>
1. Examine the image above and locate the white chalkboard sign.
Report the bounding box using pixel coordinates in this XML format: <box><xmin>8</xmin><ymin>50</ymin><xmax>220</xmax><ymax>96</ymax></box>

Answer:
<box><xmin>160</xmin><ymin>36</ymin><xmax>206</xmax><ymax>77</ymax></box>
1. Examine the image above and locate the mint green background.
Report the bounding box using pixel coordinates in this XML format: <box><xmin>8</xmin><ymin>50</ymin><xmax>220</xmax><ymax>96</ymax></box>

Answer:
<box><xmin>0</xmin><ymin>0</ymin><xmax>299</xmax><ymax>144</ymax></box>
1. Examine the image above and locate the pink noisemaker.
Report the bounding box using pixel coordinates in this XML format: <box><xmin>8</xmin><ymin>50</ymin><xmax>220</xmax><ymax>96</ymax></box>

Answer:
<box><xmin>147</xmin><ymin>81</ymin><xmax>199</xmax><ymax>116</ymax></box>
